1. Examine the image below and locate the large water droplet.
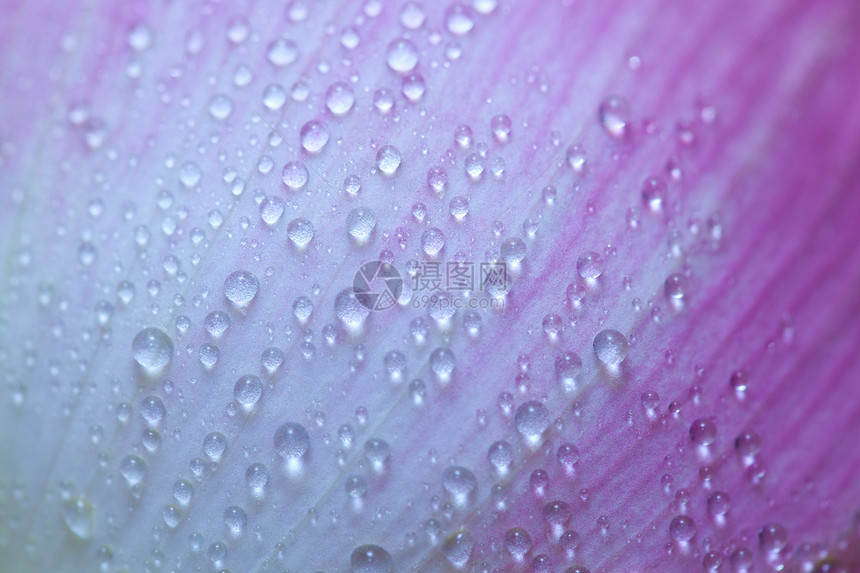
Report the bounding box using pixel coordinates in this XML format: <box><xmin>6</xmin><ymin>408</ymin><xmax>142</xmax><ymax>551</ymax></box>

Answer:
<box><xmin>326</xmin><ymin>82</ymin><xmax>355</xmax><ymax>115</ymax></box>
<box><xmin>515</xmin><ymin>401</ymin><xmax>550</xmax><ymax>446</ymax></box>
<box><xmin>429</xmin><ymin>347</ymin><xmax>455</xmax><ymax>381</ymax></box>
<box><xmin>504</xmin><ymin>527</ymin><xmax>532</xmax><ymax>560</ymax></box>
<box><xmin>234</xmin><ymin>375</ymin><xmax>263</xmax><ymax>410</ymax></box>
<box><xmin>386</xmin><ymin>39</ymin><xmax>418</xmax><ymax>73</ymax></box>
<box><xmin>224</xmin><ymin>270</ymin><xmax>259</xmax><ymax>309</ymax></box>
<box><xmin>224</xmin><ymin>506</ymin><xmax>247</xmax><ymax>538</ymax></box>
<box><xmin>140</xmin><ymin>396</ymin><xmax>165</xmax><ymax>427</ymax></box>
<box><xmin>132</xmin><ymin>327</ymin><xmax>173</xmax><ymax>371</ymax></box>
<box><xmin>274</xmin><ymin>422</ymin><xmax>309</xmax><ymax>458</ymax></box>
<box><xmin>690</xmin><ymin>418</ymin><xmax>717</xmax><ymax>446</ymax></box>
<box><xmin>120</xmin><ymin>455</ymin><xmax>147</xmax><ymax>486</ymax></box>
<box><xmin>62</xmin><ymin>496</ymin><xmax>95</xmax><ymax>539</ymax></box>
<box><xmin>441</xmin><ymin>530</ymin><xmax>474</xmax><ymax>567</ymax></box>
<box><xmin>287</xmin><ymin>217</ymin><xmax>314</xmax><ymax>249</ymax></box>
<box><xmin>593</xmin><ymin>329</ymin><xmax>628</xmax><ymax>367</ymax></box>
<box><xmin>350</xmin><ymin>544</ymin><xmax>392</xmax><ymax>573</ymax></box>
<box><xmin>598</xmin><ymin>96</ymin><xmax>630</xmax><ymax>139</ymax></box>
<box><xmin>347</xmin><ymin>208</ymin><xmax>377</xmax><ymax>243</ymax></box>
<box><xmin>376</xmin><ymin>145</ymin><xmax>402</xmax><ymax>176</ymax></box>
<box><xmin>282</xmin><ymin>161</ymin><xmax>309</xmax><ymax>190</ymax></box>
<box><xmin>300</xmin><ymin>120</ymin><xmax>329</xmax><ymax>154</ymax></box>
<box><xmin>669</xmin><ymin>515</ymin><xmax>696</xmax><ymax>542</ymax></box>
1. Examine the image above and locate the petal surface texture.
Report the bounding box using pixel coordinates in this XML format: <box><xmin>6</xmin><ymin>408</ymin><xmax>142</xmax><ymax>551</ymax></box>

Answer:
<box><xmin>1</xmin><ymin>0</ymin><xmax>860</xmax><ymax>572</ymax></box>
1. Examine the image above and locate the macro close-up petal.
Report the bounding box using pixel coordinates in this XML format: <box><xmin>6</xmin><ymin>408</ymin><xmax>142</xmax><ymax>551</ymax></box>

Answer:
<box><xmin>1</xmin><ymin>0</ymin><xmax>859</xmax><ymax>572</ymax></box>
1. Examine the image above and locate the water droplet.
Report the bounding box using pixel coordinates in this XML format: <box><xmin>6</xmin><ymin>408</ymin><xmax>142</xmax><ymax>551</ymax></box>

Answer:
<box><xmin>376</xmin><ymin>145</ymin><xmax>402</xmax><ymax>176</ymax></box>
<box><xmin>429</xmin><ymin>347</ymin><xmax>455</xmax><ymax>381</ymax></box>
<box><xmin>593</xmin><ymin>329</ymin><xmax>628</xmax><ymax>367</ymax></box>
<box><xmin>556</xmin><ymin>444</ymin><xmax>579</xmax><ymax>473</ymax></box>
<box><xmin>730</xmin><ymin>547</ymin><xmax>754</xmax><ymax>571</ymax></box>
<box><xmin>641</xmin><ymin>176</ymin><xmax>667</xmax><ymax>214</ymax></box>
<box><xmin>441</xmin><ymin>466</ymin><xmax>478</xmax><ymax>503</ymax></box>
<box><xmin>282</xmin><ymin>161</ymin><xmax>309</xmax><ymax>190</ymax></box>
<box><xmin>491</xmin><ymin>114</ymin><xmax>512</xmax><ymax>142</ymax></box>
<box><xmin>402</xmin><ymin>73</ymin><xmax>426</xmax><ymax>102</ymax></box>
<box><xmin>665</xmin><ymin>273</ymin><xmax>688</xmax><ymax>304</ymax></box>
<box><xmin>234</xmin><ymin>375</ymin><xmax>263</xmax><ymax>410</ymax></box>
<box><xmin>555</xmin><ymin>352</ymin><xmax>583</xmax><ymax>388</ymax></box>
<box><xmin>504</xmin><ymin>527</ymin><xmax>532</xmax><ymax>560</ymax></box>
<box><xmin>449</xmin><ymin>196</ymin><xmax>469</xmax><ymax>221</ymax></box>
<box><xmin>735</xmin><ymin>431</ymin><xmax>762</xmax><ymax>458</ymax></box>
<box><xmin>326</xmin><ymin>82</ymin><xmax>355</xmax><ymax>115</ymax></box>
<box><xmin>345</xmin><ymin>475</ymin><xmax>367</xmax><ymax>498</ymax></box>
<box><xmin>62</xmin><ymin>496</ymin><xmax>95</xmax><ymax>539</ymax></box>
<box><xmin>179</xmin><ymin>161</ymin><xmax>202</xmax><ymax>188</ymax></box>
<box><xmin>421</xmin><ymin>228</ymin><xmax>446</xmax><ymax>257</ymax></box>
<box><xmin>267</xmin><ymin>38</ymin><xmax>299</xmax><ymax>67</ymax></box>
<box><xmin>515</xmin><ymin>401</ymin><xmax>550</xmax><ymax>446</ymax></box>
<box><xmin>173</xmin><ymin>480</ymin><xmax>193</xmax><ymax>506</ymax></box>
<box><xmin>690</xmin><ymin>418</ymin><xmax>717</xmax><ymax>446</ymax></box>
<box><xmin>335</xmin><ymin>289</ymin><xmax>371</xmax><ymax>330</ymax></box>
<box><xmin>488</xmin><ymin>440</ymin><xmax>514</xmax><ymax>475</ymax></box>
<box><xmin>274</xmin><ymin>422</ymin><xmax>309</xmax><ymax>458</ymax></box>
<box><xmin>500</xmin><ymin>237</ymin><xmax>526</xmax><ymax>266</ymax></box>
<box><xmin>287</xmin><ymin>217</ymin><xmax>314</xmax><ymax>249</ymax></box>
<box><xmin>386</xmin><ymin>39</ymin><xmax>418</xmax><ymax>73</ymax></box>
<box><xmin>364</xmin><ymin>438</ymin><xmax>390</xmax><ymax>470</ymax></box>
<box><xmin>442</xmin><ymin>530</ymin><xmax>474</xmax><ymax>567</ymax></box>
<box><xmin>140</xmin><ymin>396</ymin><xmax>165</xmax><ymax>427</ymax></box>
<box><xmin>260</xmin><ymin>195</ymin><xmax>285</xmax><ymax>226</ymax></box>
<box><xmin>199</xmin><ymin>344</ymin><xmax>219</xmax><ymax>368</ymax></box>
<box><xmin>373</xmin><ymin>88</ymin><xmax>395</xmax><ymax>114</ymax></box>
<box><xmin>347</xmin><ymin>208</ymin><xmax>377</xmax><ymax>243</ymax></box>
<box><xmin>203</xmin><ymin>432</ymin><xmax>228</xmax><ymax>462</ymax></box>
<box><xmin>669</xmin><ymin>515</ymin><xmax>695</xmax><ymax>542</ymax></box>
<box><xmin>759</xmin><ymin>523</ymin><xmax>787</xmax><ymax>552</ymax></box>
<box><xmin>400</xmin><ymin>2</ymin><xmax>426</xmax><ymax>29</ymax></box>
<box><xmin>262</xmin><ymin>84</ymin><xmax>287</xmax><ymax>111</ymax></box>
<box><xmin>445</xmin><ymin>3</ymin><xmax>475</xmax><ymax>35</ymax></box>
<box><xmin>204</xmin><ymin>310</ymin><xmax>231</xmax><ymax>338</ymax></box>
<box><xmin>351</xmin><ymin>544</ymin><xmax>392</xmax><ymax>572</ymax></box>
<box><xmin>224</xmin><ymin>270</ymin><xmax>259</xmax><ymax>309</ymax></box>
<box><xmin>224</xmin><ymin>506</ymin><xmax>247</xmax><ymax>537</ymax></box>
<box><xmin>208</xmin><ymin>95</ymin><xmax>233</xmax><ymax>120</ymax></box>
<box><xmin>707</xmin><ymin>491</ymin><xmax>730</xmax><ymax>517</ymax></box>
<box><xmin>120</xmin><ymin>455</ymin><xmax>147</xmax><ymax>486</ymax></box>
<box><xmin>598</xmin><ymin>96</ymin><xmax>630</xmax><ymax>139</ymax></box>
<box><xmin>245</xmin><ymin>462</ymin><xmax>269</xmax><ymax>499</ymax></box>
<box><xmin>566</xmin><ymin>145</ymin><xmax>586</xmax><ymax>173</ymax></box>
<box><xmin>300</xmin><ymin>120</ymin><xmax>329</xmax><ymax>154</ymax></box>
<box><xmin>576</xmin><ymin>251</ymin><xmax>604</xmax><ymax>282</ymax></box>
<box><xmin>132</xmin><ymin>327</ymin><xmax>173</xmax><ymax>371</ymax></box>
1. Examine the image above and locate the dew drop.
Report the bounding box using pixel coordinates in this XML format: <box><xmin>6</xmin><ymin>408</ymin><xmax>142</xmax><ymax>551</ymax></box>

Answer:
<box><xmin>759</xmin><ymin>523</ymin><xmax>787</xmax><ymax>552</ymax></box>
<box><xmin>347</xmin><ymin>208</ymin><xmax>377</xmax><ymax>243</ymax></box>
<box><xmin>504</xmin><ymin>527</ymin><xmax>532</xmax><ymax>560</ymax></box>
<box><xmin>566</xmin><ymin>144</ymin><xmax>586</xmax><ymax>173</ymax></box>
<box><xmin>274</xmin><ymin>422</ymin><xmax>310</xmax><ymax>458</ymax></box>
<box><xmin>515</xmin><ymin>401</ymin><xmax>550</xmax><ymax>446</ymax></box>
<box><xmin>351</xmin><ymin>544</ymin><xmax>392</xmax><ymax>573</ymax></box>
<box><xmin>224</xmin><ymin>506</ymin><xmax>247</xmax><ymax>538</ymax></box>
<box><xmin>598</xmin><ymin>96</ymin><xmax>630</xmax><ymax>139</ymax></box>
<box><xmin>326</xmin><ymin>82</ymin><xmax>355</xmax><ymax>115</ymax></box>
<box><xmin>707</xmin><ymin>491</ymin><xmax>730</xmax><ymax>517</ymax></box>
<box><xmin>234</xmin><ymin>375</ymin><xmax>263</xmax><ymax>410</ymax></box>
<box><xmin>429</xmin><ymin>347</ymin><xmax>455</xmax><ymax>381</ymax></box>
<box><xmin>376</xmin><ymin>145</ymin><xmax>402</xmax><ymax>176</ymax></box>
<box><xmin>120</xmin><ymin>455</ymin><xmax>147</xmax><ymax>486</ymax></box>
<box><xmin>208</xmin><ymin>95</ymin><xmax>233</xmax><ymax>120</ymax></box>
<box><xmin>140</xmin><ymin>396</ymin><xmax>165</xmax><ymax>427</ymax></box>
<box><xmin>246</xmin><ymin>463</ymin><xmax>269</xmax><ymax>498</ymax></box>
<box><xmin>690</xmin><ymin>418</ymin><xmax>717</xmax><ymax>446</ymax></box>
<box><xmin>204</xmin><ymin>310</ymin><xmax>230</xmax><ymax>338</ymax></box>
<box><xmin>641</xmin><ymin>176</ymin><xmax>667</xmax><ymax>214</ymax></box>
<box><xmin>223</xmin><ymin>270</ymin><xmax>259</xmax><ymax>309</ymax></box>
<box><xmin>335</xmin><ymin>289</ymin><xmax>371</xmax><ymax>330</ymax></box>
<box><xmin>421</xmin><ymin>228</ymin><xmax>446</xmax><ymax>257</ymax></box>
<box><xmin>132</xmin><ymin>327</ymin><xmax>173</xmax><ymax>371</ymax></box>
<box><xmin>287</xmin><ymin>217</ymin><xmax>314</xmax><ymax>249</ymax></box>
<box><xmin>300</xmin><ymin>120</ymin><xmax>329</xmax><ymax>154</ymax></box>
<box><xmin>267</xmin><ymin>38</ymin><xmax>299</xmax><ymax>67</ymax></box>
<box><xmin>281</xmin><ymin>161</ymin><xmax>309</xmax><ymax>190</ymax></box>
<box><xmin>260</xmin><ymin>195</ymin><xmax>285</xmax><ymax>226</ymax></box>
<box><xmin>203</xmin><ymin>432</ymin><xmax>228</xmax><ymax>462</ymax></box>
<box><xmin>500</xmin><ymin>237</ymin><xmax>526</xmax><ymax>266</ymax></box>
<box><xmin>386</xmin><ymin>39</ymin><xmax>418</xmax><ymax>73</ymax></box>
<box><xmin>576</xmin><ymin>251</ymin><xmax>604</xmax><ymax>282</ymax></box>
<box><xmin>487</xmin><ymin>440</ymin><xmax>514</xmax><ymax>475</ymax></box>
<box><xmin>62</xmin><ymin>496</ymin><xmax>95</xmax><ymax>539</ymax></box>
<box><xmin>669</xmin><ymin>515</ymin><xmax>696</xmax><ymax>542</ymax></box>
<box><xmin>445</xmin><ymin>3</ymin><xmax>475</xmax><ymax>35</ymax></box>
<box><xmin>593</xmin><ymin>329</ymin><xmax>628</xmax><ymax>367</ymax></box>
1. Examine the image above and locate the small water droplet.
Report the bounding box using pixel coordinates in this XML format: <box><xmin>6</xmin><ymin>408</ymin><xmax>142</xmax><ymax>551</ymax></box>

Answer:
<box><xmin>515</xmin><ymin>401</ymin><xmax>550</xmax><ymax>446</ymax></box>
<box><xmin>598</xmin><ymin>96</ymin><xmax>630</xmax><ymax>139</ymax></box>
<box><xmin>376</xmin><ymin>145</ymin><xmax>402</xmax><ymax>176</ymax></box>
<box><xmin>274</xmin><ymin>422</ymin><xmax>310</xmax><ymax>458</ymax></box>
<box><xmin>669</xmin><ymin>515</ymin><xmax>695</xmax><ymax>542</ymax></box>
<box><xmin>132</xmin><ymin>327</ymin><xmax>173</xmax><ymax>371</ymax></box>
<box><xmin>351</xmin><ymin>544</ymin><xmax>392</xmax><ymax>572</ymax></box>
<box><xmin>386</xmin><ymin>39</ymin><xmax>418</xmax><ymax>73</ymax></box>
<box><xmin>62</xmin><ymin>496</ymin><xmax>95</xmax><ymax>539</ymax></box>
<box><xmin>593</xmin><ymin>329</ymin><xmax>628</xmax><ymax>367</ymax></box>
<box><xmin>224</xmin><ymin>270</ymin><xmax>259</xmax><ymax>309</ymax></box>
